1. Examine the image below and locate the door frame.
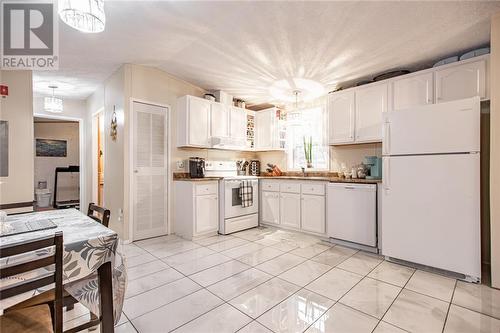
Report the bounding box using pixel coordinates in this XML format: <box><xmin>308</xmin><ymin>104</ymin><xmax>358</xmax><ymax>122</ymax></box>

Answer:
<box><xmin>91</xmin><ymin>108</ymin><xmax>104</xmax><ymax>205</ymax></box>
<box><xmin>33</xmin><ymin>113</ymin><xmax>86</xmax><ymax>212</ymax></box>
<box><xmin>128</xmin><ymin>98</ymin><xmax>171</xmax><ymax>241</ymax></box>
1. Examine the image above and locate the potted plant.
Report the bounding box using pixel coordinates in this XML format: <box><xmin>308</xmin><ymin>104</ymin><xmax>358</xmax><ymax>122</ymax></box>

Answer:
<box><xmin>303</xmin><ymin>136</ymin><xmax>313</xmax><ymax>168</ymax></box>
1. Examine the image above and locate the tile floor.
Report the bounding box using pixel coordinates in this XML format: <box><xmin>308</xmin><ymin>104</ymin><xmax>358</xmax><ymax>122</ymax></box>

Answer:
<box><xmin>64</xmin><ymin>227</ymin><xmax>500</xmax><ymax>333</ymax></box>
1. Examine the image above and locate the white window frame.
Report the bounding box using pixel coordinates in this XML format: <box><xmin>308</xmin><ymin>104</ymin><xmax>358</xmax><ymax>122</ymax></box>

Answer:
<box><xmin>285</xmin><ymin>102</ymin><xmax>329</xmax><ymax>171</ymax></box>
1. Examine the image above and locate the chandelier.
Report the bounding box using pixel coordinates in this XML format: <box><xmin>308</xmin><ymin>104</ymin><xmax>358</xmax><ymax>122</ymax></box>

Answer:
<box><xmin>59</xmin><ymin>0</ymin><xmax>106</xmax><ymax>33</ymax></box>
<box><xmin>44</xmin><ymin>86</ymin><xmax>63</xmax><ymax>113</ymax></box>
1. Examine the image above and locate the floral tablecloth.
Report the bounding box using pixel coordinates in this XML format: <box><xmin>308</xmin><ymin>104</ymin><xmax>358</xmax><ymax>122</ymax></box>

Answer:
<box><xmin>0</xmin><ymin>209</ymin><xmax>127</xmax><ymax>324</ymax></box>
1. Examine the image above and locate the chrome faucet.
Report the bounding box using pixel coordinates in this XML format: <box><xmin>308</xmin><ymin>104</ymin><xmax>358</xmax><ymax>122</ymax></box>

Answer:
<box><xmin>301</xmin><ymin>167</ymin><xmax>306</xmax><ymax>177</ymax></box>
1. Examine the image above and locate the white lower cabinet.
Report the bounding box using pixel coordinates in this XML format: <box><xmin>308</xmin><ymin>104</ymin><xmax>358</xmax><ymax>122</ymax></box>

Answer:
<box><xmin>174</xmin><ymin>181</ymin><xmax>219</xmax><ymax>240</ymax></box>
<box><xmin>280</xmin><ymin>193</ymin><xmax>301</xmax><ymax>228</ymax></box>
<box><xmin>195</xmin><ymin>194</ymin><xmax>218</xmax><ymax>234</ymax></box>
<box><xmin>260</xmin><ymin>180</ymin><xmax>327</xmax><ymax>235</ymax></box>
<box><xmin>301</xmin><ymin>194</ymin><xmax>325</xmax><ymax>234</ymax></box>
<box><xmin>261</xmin><ymin>191</ymin><xmax>280</xmax><ymax>224</ymax></box>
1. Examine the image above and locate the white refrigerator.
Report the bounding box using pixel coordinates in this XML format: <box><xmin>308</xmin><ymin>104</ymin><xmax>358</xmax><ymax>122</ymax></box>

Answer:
<box><xmin>381</xmin><ymin>97</ymin><xmax>481</xmax><ymax>281</ymax></box>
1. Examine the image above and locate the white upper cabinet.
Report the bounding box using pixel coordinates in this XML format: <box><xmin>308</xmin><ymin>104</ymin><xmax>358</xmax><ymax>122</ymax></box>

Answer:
<box><xmin>435</xmin><ymin>60</ymin><xmax>486</xmax><ymax>103</ymax></box>
<box><xmin>355</xmin><ymin>83</ymin><xmax>387</xmax><ymax>143</ymax></box>
<box><xmin>391</xmin><ymin>72</ymin><xmax>434</xmax><ymax>111</ymax></box>
<box><xmin>230</xmin><ymin>107</ymin><xmax>247</xmax><ymax>141</ymax></box>
<box><xmin>210</xmin><ymin>102</ymin><xmax>229</xmax><ymax>138</ymax></box>
<box><xmin>177</xmin><ymin>95</ymin><xmax>210</xmax><ymax>148</ymax></box>
<box><xmin>328</xmin><ymin>91</ymin><xmax>355</xmax><ymax>145</ymax></box>
<box><xmin>255</xmin><ymin>109</ymin><xmax>274</xmax><ymax>150</ymax></box>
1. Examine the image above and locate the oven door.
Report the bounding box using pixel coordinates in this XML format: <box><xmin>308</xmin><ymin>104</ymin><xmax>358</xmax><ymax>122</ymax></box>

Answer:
<box><xmin>224</xmin><ymin>179</ymin><xmax>259</xmax><ymax>219</ymax></box>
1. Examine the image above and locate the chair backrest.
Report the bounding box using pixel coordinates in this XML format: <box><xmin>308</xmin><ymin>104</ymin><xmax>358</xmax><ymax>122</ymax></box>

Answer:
<box><xmin>0</xmin><ymin>232</ymin><xmax>64</xmax><ymax>333</ymax></box>
<box><xmin>87</xmin><ymin>203</ymin><xmax>110</xmax><ymax>227</ymax></box>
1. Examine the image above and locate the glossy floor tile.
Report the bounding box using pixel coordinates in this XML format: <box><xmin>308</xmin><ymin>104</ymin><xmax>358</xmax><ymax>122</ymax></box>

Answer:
<box><xmin>278</xmin><ymin>260</ymin><xmax>332</xmax><ymax>286</ymax></box>
<box><xmin>444</xmin><ymin>304</ymin><xmax>500</xmax><ymax>333</ymax></box>
<box><xmin>255</xmin><ymin>253</ymin><xmax>306</xmax><ymax>275</ymax></box>
<box><xmin>383</xmin><ymin>289</ymin><xmax>448</xmax><ymax>333</ymax></box>
<box><xmin>189</xmin><ymin>260</ymin><xmax>250</xmax><ymax>287</ymax></box>
<box><xmin>305</xmin><ymin>267</ymin><xmax>363</xmax><ymax>301</ymax></box>
<box><xmin>131</xmin><ymin>289</ymin><xmax>223</xmax><ymax>332</ymax></box>
<box><xmin>172</xmin><ymin>303</ymin><xmax>251</xmax><ymax>333</ymax></box>
<box><xmin>453</xmin><ymin>281</ymin><xmax>500</xmax><ymax>319</ymax></box>
<box><xmin>257</xmin><ymin>289</ymin><xmax>333</xmax><ymax>333</ymax></box>
<box><xmin>118</xmin><ymin>227</ymin><xmax>500</xmax><ymax>333</ymax></box>
<box><xmin>207</xmin><ymin>268</ymin><xmax>272</xmax><ymax>301</ymax></box>
<box><xmin>306</xmin><ymin>303</ymin><xmax>379</xmax><ymax>333</ymax></box>
<box><xmin>311</xmin><ymin>245</ymin><xmax>357</xmax><ymax>266</ymax></box>
<box><xmin>123</xmin><ymin>277</ymin><xmax>201</xmax><ymax>319</ymax></box>
<box><xmin>368</xmin><ymin>261</ymin><xmax>415</xmax><ymax>287</ymax></box>
<box><xmin>229</xmin><ymin>277</ymin><xmax>300</xmax><ymax>318</ymax></box>
<box><xmin>336</xmin><ymin>251</ymin><xmax>384</xmax><ymax>276</ymax></box>
<box><xmin>340</xmin><ymin>277</ymin><xmax>401</xmax><ymax>319</ymax></box>
<box><xmin>405</xmin><ymin>269</ymin><xmax>456</xmax><ymax>302</ymax></box>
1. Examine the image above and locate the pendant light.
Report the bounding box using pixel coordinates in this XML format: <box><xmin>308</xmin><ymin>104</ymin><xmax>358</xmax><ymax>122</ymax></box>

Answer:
<box><xmin>59</xmin><ymin>0</ymin><xmax>106</xmax><ymax>33</ymax></box>
<box><xmin>44</xmin><ymin>85</ymin><xmax>63</xmax><ymax>113</ymax></box>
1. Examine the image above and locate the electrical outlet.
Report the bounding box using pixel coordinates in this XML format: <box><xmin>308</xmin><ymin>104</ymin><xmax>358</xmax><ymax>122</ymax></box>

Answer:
<box><xmin>176</xmin><ymin>160</ymin><xmax>185</xmax><ymax>171</ymax></box>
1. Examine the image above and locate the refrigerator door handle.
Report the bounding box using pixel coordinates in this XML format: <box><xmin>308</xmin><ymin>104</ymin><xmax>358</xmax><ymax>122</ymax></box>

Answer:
<box><xmin>383</xmin><ymin>121</ymin><xmax>391</xmax><ymax>155</ymax></box>
<box><xmin>383</xmin><ymin>158</ymin><xmax>390</xmax><ymax>192</ymax></box>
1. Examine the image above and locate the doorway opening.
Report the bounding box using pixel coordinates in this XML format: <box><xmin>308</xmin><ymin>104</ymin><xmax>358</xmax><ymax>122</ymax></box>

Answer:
<box><xmin>33</xmin><ymin>116</ymin><xmax>80</xmax><ymax>211</ymax></box>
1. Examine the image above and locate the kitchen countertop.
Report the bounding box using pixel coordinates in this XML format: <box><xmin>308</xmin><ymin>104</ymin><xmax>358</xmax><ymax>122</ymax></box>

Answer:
<box><xmin>173</xmin><ymin>173</ymin><xmax>381</xmax><ymax>184</ymax></box>
<box><xmin>259</xmin><ymin>176</ymin><xmax>382</xmax><ymax>184</ymax></box>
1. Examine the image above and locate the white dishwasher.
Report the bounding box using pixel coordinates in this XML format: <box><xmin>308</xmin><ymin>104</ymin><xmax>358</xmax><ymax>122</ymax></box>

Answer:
<box><xmin>327</xmin><ymin>183</ymin><xmax>377</xmax><ymax>247</ymax></box>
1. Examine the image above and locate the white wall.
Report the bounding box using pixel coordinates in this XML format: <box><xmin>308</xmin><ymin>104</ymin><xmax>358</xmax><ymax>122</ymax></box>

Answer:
<box><xmin>0</xmin><ymin>70</ymin><xmax>34</xmax><ymax>213</ymax></box>
<box><xmin>34</xmin><ymin>97</ymin><xmax>87</xmax><ymax>119</ymax></box>
<box><xmin>34</xmin><ymin>122</ymin><xmax>79</xmax><ymax>204</ymax></box>
<box><xmin>490</xmin><ymin>11</ymin><xmax>500</xmax><ymax>288</ymax></box>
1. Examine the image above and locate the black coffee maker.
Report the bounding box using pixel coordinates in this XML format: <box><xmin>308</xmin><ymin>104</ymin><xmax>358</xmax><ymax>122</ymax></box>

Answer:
<box><xmin>189</xmin><ymin>157</ymin><xmax>205</xmax><ymax>178</ymax></box>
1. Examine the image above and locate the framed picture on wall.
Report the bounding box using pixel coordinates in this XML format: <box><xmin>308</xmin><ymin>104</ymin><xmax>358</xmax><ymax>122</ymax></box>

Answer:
<box><xmin>36</xmin><ymin>138</ymin><xmax>67</xmax><ymax>157</ymax></box>
<box><xmin>0</xmin><ymin>120</ymin><xmax>8</xmax><ymax>177</ymax></box>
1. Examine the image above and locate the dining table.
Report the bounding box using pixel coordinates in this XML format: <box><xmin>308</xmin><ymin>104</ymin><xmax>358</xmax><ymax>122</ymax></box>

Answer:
<box><xmin>0</xmin><ymin>208</ymin><xmax>127</xmax><ymax>332</ymax></box>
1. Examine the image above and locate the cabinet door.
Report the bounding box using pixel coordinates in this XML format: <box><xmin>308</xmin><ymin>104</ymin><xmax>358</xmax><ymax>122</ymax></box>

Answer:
<box><xmin>188</xmin><ymin>97</ymin><xmax>210</xmax><ymax>147</ymax></box>
<box><xmin>280</xmin><ymin>192</ymin><xmax>301</xmax><ymax>228</ymax></box>
<box><xmin>301</xmin><ymin>194</ymin><xmax>325</xmax><ymax>234</ymax></box>
<box><xmin>392</xmin><ymin>72</ymin><xmax>433</xmax><ymax>111</ymax></box>
<box><xmin>230</xmin><ymin>107</ymin><xmax>247</xmax><ymax>141</ymax></box>
<box><xmin>355</xmin><ymin>83</ymin><xmax>387</xmax><ymax>143</ymax></box>
<box><xmin>262</xmin><ymin>191</ymin><xmax>280</xmax><ymax>224</ymax></box>
<box><xmin>328</xmin><ymin>91</ymin><xmax>355</xmax><ymax>144</ymax></box>
<box><xmin>210</xmin><ymin>102</ymin><xmax>229</xmax><ymax>138</ymax></box>
<box><xmin>195</xmin><ymin>194</ymin><xmax>219</xmax><ymax>234</ymax></box>
<box><xmin>255</xmin><ymin>110</ymin><xmax>273</xmax><ymax>149</ymax></box>
<box><xmin>435</xmin><ymin>60</ymin><xmax>486</xmax><ymax>103</ymax></box>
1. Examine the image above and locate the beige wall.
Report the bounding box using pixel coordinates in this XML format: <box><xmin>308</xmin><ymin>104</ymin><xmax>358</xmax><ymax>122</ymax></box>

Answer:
<box><xmin>490</xmin><ymin>11</ymin><xmax>500</xmax><ymax>289</ymax></box>
<box><xmin>34</xmin><ymin>122</ymin><xmax>79</xmax><ymax>204</ymax></box>
<box><xmin>256</xmin><ymin>143</ymin><xmax>382</xmax><ymax>173</ymax></box>
<box><xmin>0</xmin><ymin>70</ymin><xmax>34</xmax><ymax>213</ymax></box>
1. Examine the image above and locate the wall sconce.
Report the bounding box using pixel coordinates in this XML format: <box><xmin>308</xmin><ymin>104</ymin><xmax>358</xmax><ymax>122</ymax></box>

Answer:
<box><xmin>110</xmin><ymin>106</ymin><xmax>118</xmax><ymax>141</ymax></box>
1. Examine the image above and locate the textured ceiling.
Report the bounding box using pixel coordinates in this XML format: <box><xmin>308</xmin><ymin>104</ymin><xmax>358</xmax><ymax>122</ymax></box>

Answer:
<box><xmin>33</xmin><ymin>1</ymin><xmax>500</xmax><ymax>106</ymax></box>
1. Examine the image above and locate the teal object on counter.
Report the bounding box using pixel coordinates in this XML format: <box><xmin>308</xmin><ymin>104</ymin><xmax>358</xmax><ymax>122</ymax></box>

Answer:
<box><xmin>365</xmin><ymin>156</ymin><xmax>382</xmax><ymax>179</ymax></box>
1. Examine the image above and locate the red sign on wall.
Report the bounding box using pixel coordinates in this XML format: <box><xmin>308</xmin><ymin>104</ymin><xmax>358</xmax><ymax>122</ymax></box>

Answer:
<box><xmin>0</xmin><ymin>85</ymin><xmax>8</xmax><ymax>96</ymax></box>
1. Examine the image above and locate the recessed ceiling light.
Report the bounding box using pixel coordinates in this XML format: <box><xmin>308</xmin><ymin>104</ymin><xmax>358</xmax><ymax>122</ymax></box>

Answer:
<box><xmin>269</xmin><ymin>78</ymin><xmax>325</xmax><ymax>103</ymax></box>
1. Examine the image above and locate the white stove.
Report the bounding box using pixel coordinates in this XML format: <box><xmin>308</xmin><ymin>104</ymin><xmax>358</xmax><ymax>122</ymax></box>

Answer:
<box><xmin>205</xmin><ymin>161</ymin><xmax>259</xmax><ymax>235</ymax></box>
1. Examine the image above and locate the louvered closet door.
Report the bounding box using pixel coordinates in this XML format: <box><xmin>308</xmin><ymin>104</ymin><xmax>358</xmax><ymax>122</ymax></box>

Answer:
<box><xmin>133</xmin><ymin>101</ymin><xmax>168</xmax><ymax>240</ymax></box>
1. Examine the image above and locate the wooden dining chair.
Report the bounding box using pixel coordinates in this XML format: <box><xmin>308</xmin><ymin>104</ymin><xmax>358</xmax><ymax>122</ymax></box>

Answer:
<box><xmin>87</xmin><ymin>203</ymin><xmax>110</xmax><ymax>228</ymax></box>
<box><xmin>0</xmin><ymin>232</ymin><xmax>64</xmax><ymax>333</ymax></box>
